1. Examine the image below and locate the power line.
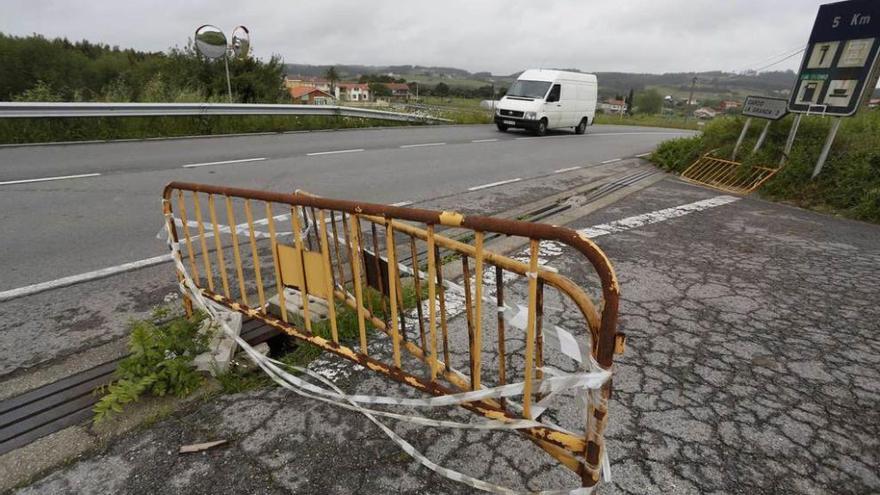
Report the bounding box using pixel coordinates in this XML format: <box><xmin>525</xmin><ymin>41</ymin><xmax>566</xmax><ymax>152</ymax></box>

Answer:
<box><xmin>751</xmin><ymin>47</ymin><xmax>806</xmax><ymax>73</ymax></box>
<box><xmin>735</xmin><ymin>44</ymin><xmax>806</xmax><ymax>73</ymax></box>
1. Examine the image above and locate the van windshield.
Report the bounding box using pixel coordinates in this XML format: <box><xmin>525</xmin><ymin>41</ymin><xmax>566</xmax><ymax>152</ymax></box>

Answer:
<box><xmin>506</xmin><ymin>80</ymin><xmax>552</xmax><ymax>99</ymax></box>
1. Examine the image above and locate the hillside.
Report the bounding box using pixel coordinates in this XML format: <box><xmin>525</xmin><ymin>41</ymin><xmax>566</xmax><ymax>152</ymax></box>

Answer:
<box><xmin>284</xmin><ymin>63</ymin><xmax>800</xmax><ymax>100</ymax></box>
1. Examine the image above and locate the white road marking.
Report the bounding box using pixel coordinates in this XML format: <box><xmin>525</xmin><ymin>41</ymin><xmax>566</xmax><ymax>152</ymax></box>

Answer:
<box><xmin>635</xmin><ymin>152</ymin><xmax>652</xmax><ymax>158</ymax></box>
<box><xmin>182</xmin><ymin>157</ymin><xmax>266</xmax><ymax>168</ymax></box>
<box><xmin>515</xmin><ymin>136</ymin><xmax>542</xmax><ymax>140</ymax></box>
<box><xmin>554</xmin><ymin>166</ymin><xmax>582</xmax><ymax>173</ymax></box>
<box><xmin>0</xmin><ymin>173</ymin><xmax>101</xmax><ymax>186</ymax></box>
<box><xmin>579</xmin><ymin>195</ymin><xmax>740</xmax><ymax>238</ymax></box>
<box><xmin>468</xmin><ymin>178</ymin><xmax>522</xmax><ymax>191</ymax></box>
<box><xmin>600</xmin><ymin>158</ymin><xmax>622</xmax><ymax>164</ymax></box>
<box><xmin>306</xmin><ymin>148</ymin><xmax>364</xmax><ymax>156</ymax></box>
<box><xmin>0</xmin><ymin>254</ymin><xmax>173</xmax><ymax>302</ymax></box>
<box><xmin>400</xmin><ymin>142</ymin><xmax>445</xmax><ymax>148</ymax></box>
<box><xmin>390</xmin><ymin>201</ymin><xmax>413</xmax><ymax>207</ymax></box>
<box><xmin>4</xmin><ymin>194</ymin><xmax>741</xmax><ymax>303</ymax></box>
<box><xmin>471</xmin><ymin>138</ymin><xmax>498</xmax><ymax>143</ymax></box>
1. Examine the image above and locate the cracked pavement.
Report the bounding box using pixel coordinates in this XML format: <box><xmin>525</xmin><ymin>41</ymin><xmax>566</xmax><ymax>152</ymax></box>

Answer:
<box><xmin>13</xmin><ymin>176</ymin><xmax>880</xmax><ymax>494</ymax></box>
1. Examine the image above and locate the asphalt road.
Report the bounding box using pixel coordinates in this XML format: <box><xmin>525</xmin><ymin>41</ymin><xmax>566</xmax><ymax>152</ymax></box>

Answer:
<box><xmin>0</xmin><ymin>124</ymin><xmax>692</xmax><ymax>292</ymax></box>
<box><xmin>14</xmin><ymin>176</ymin><xmax>879</xmax><ymax>494</ymax></box>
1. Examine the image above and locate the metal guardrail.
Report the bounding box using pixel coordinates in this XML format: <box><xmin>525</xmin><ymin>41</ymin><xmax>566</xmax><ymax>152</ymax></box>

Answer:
<box><xmin>0</xmin><ymin>102</ymin><xmax>452</xmax><ymax>124</ymax></box>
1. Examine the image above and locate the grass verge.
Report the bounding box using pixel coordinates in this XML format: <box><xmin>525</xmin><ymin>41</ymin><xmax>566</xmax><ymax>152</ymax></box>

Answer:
<box><xmin>0</xmin><ymin>114</ymin><xmax>418</xmax><ymax>145</ymax></box>
<box><xmin>650</xmin><ymin>110</ymin><xmax>880</xmax><ymax>223</ymax></box>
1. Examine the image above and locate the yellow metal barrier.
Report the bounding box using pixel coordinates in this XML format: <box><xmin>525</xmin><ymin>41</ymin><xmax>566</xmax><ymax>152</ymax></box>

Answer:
<box><xmin>162</xmin><ymin>181</ymin><xmax>623</xmax><ymax>489</ymax></box>
<box><xmin>681</xmin><ymin>153</ymin><xmax>780</xmax><ymax>194</ymax></box>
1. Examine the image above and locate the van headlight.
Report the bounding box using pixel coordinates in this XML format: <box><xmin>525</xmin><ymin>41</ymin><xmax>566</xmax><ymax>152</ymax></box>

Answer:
<box><xmin>524</xmin><ymin>111</ymin><xmax>537</xmax><ymax>120</ymax></box>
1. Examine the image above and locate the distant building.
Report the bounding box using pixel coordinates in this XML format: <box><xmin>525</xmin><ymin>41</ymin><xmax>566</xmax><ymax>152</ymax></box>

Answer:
<box><xmin>598</xmin><ymin>99</ymin><xmax>627</xmax><ymax>114</ymax></box>
<box><xmin>719</xmin><ymin>100</ymin><xmax>741</xmax><ymax>112</ymax></box>
<box><xmin>383</xmin><ymin>82</ymin><xmax>411</xmax><ymax>100</ymax></box>
<box><xmin>288</xmin><ymin>86</ymin><xmax>334</xmax><ymax>105</ymax></box>
<box><xmin>284</xmin><ymin>76</ymin><xmax>332</xmax><ymax>93</ymax></box>
<box><xmin>694</xmin><ymin>107</ymin><xmax>717</xmax><ymax>119</ymax></box>
<box><xmin>336</xmin><ymin>83</ymin><xmax>371</xmax><ymax>102</ymax></box>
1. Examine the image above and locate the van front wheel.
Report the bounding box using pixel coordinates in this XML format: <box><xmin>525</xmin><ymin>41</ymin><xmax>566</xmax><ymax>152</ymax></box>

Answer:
<box><xmin>534</xmin><ymin>119</ymin><xmax>547</xmax><ymax>136</ymax></box>
<box><xmin>575</xmin><ymin>118</ymin><xmax>588</xmax><ymax>135</ymax></box>
<box><xmin>496</xmin><ymin>123</ymin><xmax>509</xmax><ymax>132</ymax></box>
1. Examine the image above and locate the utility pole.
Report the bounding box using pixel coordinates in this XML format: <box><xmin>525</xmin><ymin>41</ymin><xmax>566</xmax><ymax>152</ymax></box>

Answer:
<box><xmin>684</xmin><ymin>76</ymin><xmax>697</xmax><ymax>123</ymax></box>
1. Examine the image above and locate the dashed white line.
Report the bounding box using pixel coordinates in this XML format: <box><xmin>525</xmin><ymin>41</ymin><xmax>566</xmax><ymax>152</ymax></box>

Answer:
<box><xmin>468</xmin><ymin>178</ymin><xmax>522</xmax><ymax>191</ymax></box>
<box><xmin>0</xmin><ymin>173</ymin><xmax>101</xmax><ymax>186</ymax></box>
<box><xmin>182</xmin><ymin>157</ymin><xmax>267</xmax><ymax>168</ymax></box>
<box><xmin>600</xmin><ymin>158</ymin><xmax>622</xmax><ymax>164</ymax></box>
<box><xmin>390</xmin><ymin>201</ymin><xmax>413</xmax><ymax>207</ymax></box>
<box><xmin>400</xmin><ymin>142</ymin><xmax>446</xmax><ymax>148</ymax></box>
<box><xmin>554</xmin><ymin>166</ymin><xmax>582</xmax><ymax>173</ymax></box>
<box><xmin>306</xmin><ymin>148</ymin><xmax>365</xmax><ymax>156</ymax></box>
<box><xmin>635</xmin><ymin>152</ymin><xmax>652</xmax><ymax>158</ymax></box>
<box><xmin>471</xmin><ymin>138</ymin><xmax>498</xmax><ymax>143</ymax></box>
<box><xmin>0</xmin><ymin>254</ymin><xmax>173</xmax><ymax>302</ymax></box>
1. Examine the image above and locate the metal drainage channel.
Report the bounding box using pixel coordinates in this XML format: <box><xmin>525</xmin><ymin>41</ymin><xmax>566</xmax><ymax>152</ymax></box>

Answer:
<box><xmin>0</xmin><ymin>319</ymin><xmax>279</xmax><ymax>456</ymax></box>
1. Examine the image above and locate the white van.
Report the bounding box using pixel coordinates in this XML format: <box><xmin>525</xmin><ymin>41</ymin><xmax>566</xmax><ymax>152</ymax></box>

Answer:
<box><xmin>494</xmin><ymin>69</ymin><xmax>597</xmax><ymax>136</ymax></box>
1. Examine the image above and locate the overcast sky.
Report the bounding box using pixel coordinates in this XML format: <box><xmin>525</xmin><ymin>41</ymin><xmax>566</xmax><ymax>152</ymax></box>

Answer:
<box><xmin>0</xmin><ymin>1</ymin><xmax>841</xmax><ymax>75</ymax></box>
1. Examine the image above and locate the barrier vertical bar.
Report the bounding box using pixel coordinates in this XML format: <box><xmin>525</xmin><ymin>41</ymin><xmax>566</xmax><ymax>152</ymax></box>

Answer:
<box><xmin>318</xmin><ymin>210</ymin><xmax>339</xmax><ymax>343</ymax></box>
<box><xmin>473</xmin><ymin>232</ymin><xmax>484</xmax><ymax>390</ymax></box>
<box><xmin>290</xmin><ymin>206</ymin><xmax>313</xmax><ymax>332</ymax></box>
<box><xmin>523</xmin><ymin>238</ymin><xmax>540</xmax><ymax>419</ymax></box>
<box><xmin>434</xmin><ymin>244</ymin><xmax>451</xmax><ymax>370</ymax></box>
<box><xmin>462</xmin><ymin>256</ymin><xmax>476</xmax><ymax>389</ymax></box>
<box><xmin>385</xmin><ymin>221</ymin><xmax>402</xmax><ymax>368</ymax></box>
<box><xmin>330</xmin><ymin>212</ymin><xmax>346</xmax><ymax>288</ymax></box>
<box><xmin>426</xmin><ymin>225</ymin><xmax>440</xmax><ymax>380</ymax></box>
<box><xmin>265</xmin><ymin>203</ymin><xmax>288</xmax><ymax>323</ymax></box>
<box><xmin>410</xmin><ymin>237</ymin><xmax>427</xmax><ymax>353</ymax></box>
<box><xmin>243</xmin><ymin>199</ymin><xmax>266</xmax><ymax>311</ymax></box>
<box><xmin>207</xmin><ymin>194</ymin><xmax>231</xmax><ymax>299</ymax></box>
<box><xmin>191</xmin><ymin>192</ymin><xmax>215</xmax><ymax>292</ymax></box>
<box><xmin>225</xmin><ymin>196</ymin><xmax>249</xmax><ymax>306</ymax></box>
<box><xmin>495</xmin><ymin>265</ymin><xmax>507</xmax><ymax>409</ymax></box>
<box><xmin>176</xmin><ymin>189</ymin><xmax>200</xmax><ymax>284</ymax></box>
<box><xmin>348</xmin><ymin>215</ymin><xmax>369</xmax><ymax>354</ymax></box>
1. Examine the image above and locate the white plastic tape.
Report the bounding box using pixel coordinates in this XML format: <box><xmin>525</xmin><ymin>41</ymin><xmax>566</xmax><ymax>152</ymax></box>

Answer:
<box><xmin>162</xmin><ymin>208</ymin><xmax>610</xmax><ymax>493</ymax></box>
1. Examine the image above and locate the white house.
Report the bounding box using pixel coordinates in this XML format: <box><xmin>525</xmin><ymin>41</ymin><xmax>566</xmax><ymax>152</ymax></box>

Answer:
<box><xmin>336</xmin><ymin>83</ymin><xmax>371</xmax><ymax>102</ymax></box>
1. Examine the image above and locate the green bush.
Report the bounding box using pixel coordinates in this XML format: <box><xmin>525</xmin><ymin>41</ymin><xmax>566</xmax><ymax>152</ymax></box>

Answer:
<box><xmin>93</xmin><ymin>311</ymin><xmax>208</xmax><ymax>423</ymax></box>
<box><xmin>650</xmin><ymin>111</ymin><xmax>880</xmax><ymax>223</ymax></box>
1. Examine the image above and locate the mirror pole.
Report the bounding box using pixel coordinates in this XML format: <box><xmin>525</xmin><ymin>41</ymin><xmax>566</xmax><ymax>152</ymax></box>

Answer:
<box><xmin>224</xmin><ymin>54</ymin><xmax>233</xmax><ymax>102</ymax></box>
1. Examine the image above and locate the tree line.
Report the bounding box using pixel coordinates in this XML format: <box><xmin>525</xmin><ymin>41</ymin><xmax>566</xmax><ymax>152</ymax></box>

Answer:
<box><xmin>0</xmin><ymin>32</ymin><xmax>287</xmax><ymax>103</ymax></box>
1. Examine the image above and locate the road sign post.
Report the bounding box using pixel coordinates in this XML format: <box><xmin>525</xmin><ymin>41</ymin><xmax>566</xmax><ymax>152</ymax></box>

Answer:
<box><xmin>731</xmin><ymin>117</ymin><xmax>752</xmax><ymax>161</ymax></box>
<box><xmin>739</xmin><ymin>95</ymin><xmax>789</xmax><ymax>158</ymax></box>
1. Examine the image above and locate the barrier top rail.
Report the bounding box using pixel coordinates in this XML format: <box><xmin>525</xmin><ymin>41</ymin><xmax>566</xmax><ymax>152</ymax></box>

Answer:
<box><xmin>162</xmin><ymin>180</ymin><xmax>621</xmax><ymax>489</ymax></box>
<box><xmin>0</xmin><ymin>102</ymin><xmax>452</xmax><ymax>124</ymax></box>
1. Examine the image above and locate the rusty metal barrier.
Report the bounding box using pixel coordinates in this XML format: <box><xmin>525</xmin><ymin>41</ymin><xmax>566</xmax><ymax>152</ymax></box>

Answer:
<box><xmin>681</xmin><ymin>153</ymin><xmax>780</xmax><ymax>195</ymax></box>
<box><xmin>161</xmin><ymin>181</ymin><xmax>622</xmax><ymax>490</ymax></box>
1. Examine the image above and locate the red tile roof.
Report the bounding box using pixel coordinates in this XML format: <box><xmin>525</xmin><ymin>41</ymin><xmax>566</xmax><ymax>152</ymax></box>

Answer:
<box><xmin>289</xmin><ymin>86</ymin><xmax>332</xmax><ymax>99</ymax></box>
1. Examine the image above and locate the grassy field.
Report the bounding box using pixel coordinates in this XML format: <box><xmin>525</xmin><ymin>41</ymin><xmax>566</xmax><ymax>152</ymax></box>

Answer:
<box><xmin>650</xmin><ymin>110</ymin><xmax>880</xmax><ymax>223</ymax></box>
<box><xmin>594</xmin><ymin>113</ymin><xmax>700</xmax><ymax>130</ymax></box>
